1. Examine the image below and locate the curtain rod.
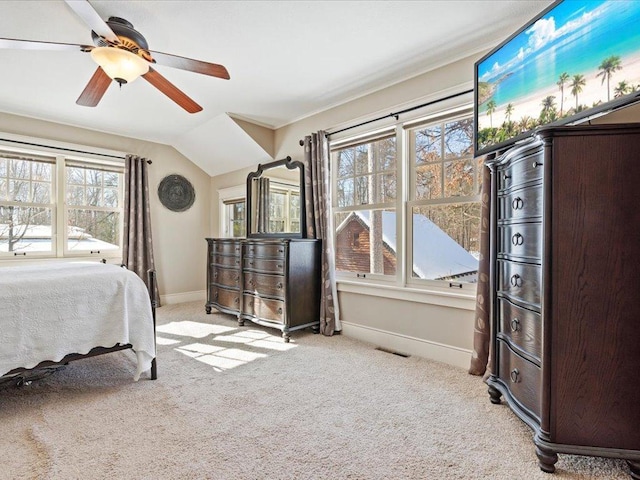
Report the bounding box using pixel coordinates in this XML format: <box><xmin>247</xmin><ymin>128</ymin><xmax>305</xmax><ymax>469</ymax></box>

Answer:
<box><xmin>0</xmin><ymin>136</ymin><xmax>152</xmax><ymax>163</ymax></box>
<box><xmin>323</xmin><ymin>88</ymin><xmax>473</xmax><ymax>139</ymax></box>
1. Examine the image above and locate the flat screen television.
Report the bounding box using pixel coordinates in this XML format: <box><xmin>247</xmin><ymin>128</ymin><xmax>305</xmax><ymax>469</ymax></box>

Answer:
<box><xmin>474</xmin><ymin>0</ymin><xmax>640</xmax><ymax>156</ymax></box>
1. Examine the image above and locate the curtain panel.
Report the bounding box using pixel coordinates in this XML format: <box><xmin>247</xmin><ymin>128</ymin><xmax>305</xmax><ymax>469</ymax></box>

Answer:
<box><xmin>123</xmin><ymin>154</ymin><xmax>160</xmax><ymax>305</ymax></box>
<box><xmin>468</xmin><ymin>163</ymin><xmax>492</xmax><ymax>377</ymax></box>
<box><xmin>303</xmin><ymin>131</ymin><xmax>341</xmax><ymax>335</ymax></box>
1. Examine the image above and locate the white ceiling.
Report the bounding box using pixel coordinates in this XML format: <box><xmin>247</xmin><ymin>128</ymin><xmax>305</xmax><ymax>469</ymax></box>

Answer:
<box><xmin>0</xmin><ymin>0</ymin><xmax>553</xmax><ymax>176</ymax></box>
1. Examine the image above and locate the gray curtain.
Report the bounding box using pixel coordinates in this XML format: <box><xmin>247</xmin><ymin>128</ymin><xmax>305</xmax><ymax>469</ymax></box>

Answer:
<box><xmin>469</xmin><ymin>162</ymin><xmax>491</xmax><ymax>377</ymax></box>
<box><xmin>255</xmin><ymin>177</ymin><xmax>270</xmax><ymax>234</ymax></box>
<box><xmin>303</xmin><ymin>131</ymin><xmax>341</xmax><ymax>335</ymax></box>
<box><xmin>123</xmin><ymin>154</ymin><xmax>160</xmax><ymax>305</ymax></box>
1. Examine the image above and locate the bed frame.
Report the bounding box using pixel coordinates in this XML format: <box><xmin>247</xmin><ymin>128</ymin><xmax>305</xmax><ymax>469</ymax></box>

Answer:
<box><xmin>0</xmin><ymin>268</ymin><xmax>158</xmax><ymax>387</ymax></box>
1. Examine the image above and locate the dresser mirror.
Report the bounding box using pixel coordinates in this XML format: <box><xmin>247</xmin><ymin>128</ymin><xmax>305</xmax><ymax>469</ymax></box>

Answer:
<box><xmin>246</xmin><ymin>156</ymin><xmax>306</xmax><ymax>238</ymax></box>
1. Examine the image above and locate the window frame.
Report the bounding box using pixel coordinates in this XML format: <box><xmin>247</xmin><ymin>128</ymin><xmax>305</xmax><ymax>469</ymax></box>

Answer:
<box><xmin>218</xmin><ymin>185</ymin><xmax>246</xmax><ymax>238</ymax></box>
<box><xmin>0</xmin><ymin>134</ymin><xmax>126</xmax><ymax>263</ymax></box>
<box><xmin>329</xmin><ymin>95</ymin><xmax>479</xmax><ymax>294</ymax></box>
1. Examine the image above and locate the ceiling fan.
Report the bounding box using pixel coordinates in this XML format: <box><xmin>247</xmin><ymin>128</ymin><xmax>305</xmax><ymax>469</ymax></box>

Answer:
<box><xmin>0</xmin><ymin>0</ymin><xmax>230</xmax><ymax>113</ymax></box>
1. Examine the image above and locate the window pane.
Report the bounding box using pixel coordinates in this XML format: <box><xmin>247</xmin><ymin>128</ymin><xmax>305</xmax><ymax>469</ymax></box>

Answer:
<box><xmin>415</xmin><ymin>164</ymin><xmax>442</xmax><ymax>200</ymax></box>
<box><xmin>444</xmin><ymin>119</ymin><xmax>473</xmax><ymax>159</ymax></box>
<box><xmin>10</xmin><ymin>159</ymin><xmax>30</xmax><ymax>179</ymax></box>
<box><xmin>354</xmin><ymin>175</ymin><xmax>369</xmax><ymax>205</ymax></box>
<box><xmin>377</xmin><ymin>173</ymin><xmax>397</xmax><ymax>202</ymax></box>
<box><xmin>0</xmin><ymin>206</ymin><xmax>53</xmax><ymax>253</ymax></box>
<box><xmin>87</xmin><ymin>187</ymin><xmax>101</xmax><ymax>207</ymax></box>
<box><xmin>104</xmin><ymin>172</ymin><xmax>119</xmax><ymax>187</ymax></box>
<box><xmin>32</xmin><ymin>182</ymin><xmax>51</xmax><ymax>203</ymax></box>
<box><xmin>411</xmin><ymin>204</ymin><xmax>480</xmax><ymax>282</ymax></box>
<box><xmin>104</xmin><ymin>188</ymin><xmax>119</xmax><ymax>208</ymax></box>
<box><xmin>86</xmin><ymin>170</ymin><xmax>101</xmax><ymax>186</ymax></box>
<box><xmin>377</xmin><ymin>138</ymin><xmax>397</xmax><ymax>171</ymax></box>
<box><xmin>0</xmin><ymin>179</ymin><xmax>5</xmax><ymax>200</ymax></box>
<box><xmin>355</xmin><ymin>145</ymin><xmax>370</xmax><ymax>174</ymax></box>
<box><xmin>414</xmin><ymin>126</ymin><xmax>442</xmax><ymax>164</ymax></box>
<box><xmin>337</xmin><ymin>149</ymin><xmax>354</xmax><ymax>178</ymax></box>
<box><xmin>0</xmin><ymin>158</ymin><xmax>6</xmax><ymax>177</ymax></box>
<box><xmin>337</xmin><ymin>178</ymin><xmax>354</xmax><ymax>207</ymax></box>
<box><xmin>32</xmin><ymin>162</ymin><xmax>52</xmax><ymax>181</ymax></box>
<box><xmin>66</xmin><ymin>167</ymin><xmax>84</xmax><ymax>185</ymax></box>
<box><xmin>444</xmin><ymin>159</ymin><xmax>475</xmax><ymax>197</ymax></box>
<box><xmin>334</xmin><ymin>209</ymin><xmax>396</xmax><ymax>276</ymax></box>
<box><xmin>67</xmin><ymin>209</ymin><xmax>120</xmax><ymax>251</ymax></box>
<box><xmin>67</xmin><ymin>185</ymin><xmax>84</xmax><ymax>206</ymax></box>
<box><xmin>9</xmin><ymin>180</ymin><xmax>29</xmax><ymax>202</ymax></box>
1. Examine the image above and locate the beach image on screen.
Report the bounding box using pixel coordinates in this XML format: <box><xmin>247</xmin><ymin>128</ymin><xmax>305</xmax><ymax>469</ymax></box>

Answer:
<box><xmin>476</xmin><ymin>0</ymin><xmax>640</xmax><ymax>153</ymax></box>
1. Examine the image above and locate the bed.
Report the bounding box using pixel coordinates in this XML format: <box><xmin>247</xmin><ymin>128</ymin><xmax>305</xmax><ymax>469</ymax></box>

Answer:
<box><xmin>0</xmin><ymin>261</ymin><xmax>157</xmax><ymax>385</ymax></box>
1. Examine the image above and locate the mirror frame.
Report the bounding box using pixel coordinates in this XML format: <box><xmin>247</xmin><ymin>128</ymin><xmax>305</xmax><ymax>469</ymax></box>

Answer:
<box><xmin>246</xmin><ymin>156</ymin><xmax>307</xmax><ymax>238</ymax></box>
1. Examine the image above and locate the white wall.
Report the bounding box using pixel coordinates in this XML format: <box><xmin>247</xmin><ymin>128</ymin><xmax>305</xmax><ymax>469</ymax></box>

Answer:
<box><xmin>0</xmin><ymin>112</ymin><xmax>211</xmax><ymax>305</ymax></box>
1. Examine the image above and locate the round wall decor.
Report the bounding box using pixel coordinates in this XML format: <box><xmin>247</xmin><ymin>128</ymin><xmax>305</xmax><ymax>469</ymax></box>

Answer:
<box><xmin>158</xmin><ymin>174</ymin><xmax>196</xmax><ymax>212</ymax></box>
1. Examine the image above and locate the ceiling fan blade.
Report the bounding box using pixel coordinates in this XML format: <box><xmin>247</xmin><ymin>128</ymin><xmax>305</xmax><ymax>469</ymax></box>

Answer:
<box><xmin>142</xmin><ymin>67</ymin><xmax>203</xmax><ymax>113</ymax></box>
<box><xmin>149</xmin><ymin>50</ymin><xmax>230</xmax><ymax>80</ymax></box>
<box><xmin>64</xmin><ymin>0</ymin><xmax>120</xmax><ymax>45</ymax></box>
<box><xmin>0</xmin><ymin>37</ymin><xmax>92</xmax><ymax>52</ymax></box>
<box><xmin>76</xmin><ymin>67</ymin><xmax>112</xmax><ymax>107</ymax></box>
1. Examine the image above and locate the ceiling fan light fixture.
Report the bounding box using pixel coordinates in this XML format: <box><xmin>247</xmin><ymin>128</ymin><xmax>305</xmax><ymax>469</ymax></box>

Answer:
<box><xmin>90</xmin><ymin>47</ymin><xmax>149</xmax><ymax>85</ymax></box>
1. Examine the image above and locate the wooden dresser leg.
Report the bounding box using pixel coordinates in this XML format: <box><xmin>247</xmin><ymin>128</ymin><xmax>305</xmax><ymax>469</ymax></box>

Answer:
<box><xmin>536</xmin><ymin>445</ymin><xmax>558</xmax><ymax>473</ymax></box>
<box><xmin>488</xmin><ymin>384</ymin><xmax>502</xmax><ymax>404</ymax></box>
<box><xmin>627</xmin><ymin>460</ymin><xmax>640</xmax><ymax>479</ymax></box>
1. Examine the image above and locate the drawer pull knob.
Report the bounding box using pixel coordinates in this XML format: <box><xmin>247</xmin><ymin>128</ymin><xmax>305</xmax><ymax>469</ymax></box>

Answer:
<box><xmin>235</xmin><ymin>276</ymin><xmax>239</xmax><ymax>282</ymax></box>
<box><xmin>532</xmin><ymin>161</ymin><xmax>543</xmax><ymax>168</ymax></box>
<box><xmin>277</xmin><ymin>264</ymin><xmax>283</xmax><ymax>269</ymax></box>
<box><xmin>249</xmin><ymin>280</ymin><xmax>254</xmax><ymax>286</ymax></box>
<box><xmin>214</xmin><ymin>292</ymin><xmax>218</xmax><ymax>299</ymax></box>
<box><xmin>512</xmin><ymin>197</ymin><xmax>524</xmax><ymax>210</ymax></box>
<box><xmin>277</xmin><ymin>307</ymin><xmax>283</xmax><ymax>314</ymax></box>
<box><xmin>510</xmin><ymin>274</ymin><xmax>523</xmax><ymax>288</ymax></box>
<box><xmin>511</xmin><ymin>318</ymin><xmax>521</xmax><ymax>332</ymax></box>
<box><xmin>510</xmin><ymin>368</ymin><xmax>520</xmax><ymax>383</ymax></box>
<box><xmin>503</xmin><ymin>173</ymin><xmax>511</xmax><ymax>181</ymax></box>
<box><xmin>249</xmin><ymin>261</ymin><xmax>254</xmax><ymax>266</ymax></box>
<box><xmin>511</xmin><ymin>232</ymin><xmax>524</xmax><ymax>246</ymax></box>
<box><xmin>248</xmin><ymin>300</ymin><xmax>253</xmax><ymax>307</ymax></box>
<box><xmin>213</xmin><ymin>271</ymin><xmax>218</xmax><ymax>278</ymax></box>
<box><xmin>277</xmin><ymin>282</ymin><xmax>283</xmax><ymax>289</ymax></box>
<box><xmin>234</xmin><ymin>297</ymin><xmax>239</xmax><ymax>304</ymax></box>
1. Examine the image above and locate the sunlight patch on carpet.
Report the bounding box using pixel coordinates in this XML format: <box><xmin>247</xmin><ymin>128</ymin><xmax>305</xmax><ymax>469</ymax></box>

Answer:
<box><xmin>175</xmin><ymin>344</ymin><xmax>268</xmax><ymax>371</ymax></box>
<box><xmin>157</xmin><ymin>321</ymin><xmax>236</xmax><ymax>338</ymax></box>
<box><xmin>156</xmin><ymin>337</ymin><xmax>181</xmax><ymax>346</ymax></box>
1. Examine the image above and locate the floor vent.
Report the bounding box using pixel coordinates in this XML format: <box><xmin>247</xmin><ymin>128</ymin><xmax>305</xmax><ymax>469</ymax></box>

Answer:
<box><xmin>375</xmin><ymin>346</ymin><xmax>410</xmax><ymax>358</ymax></box>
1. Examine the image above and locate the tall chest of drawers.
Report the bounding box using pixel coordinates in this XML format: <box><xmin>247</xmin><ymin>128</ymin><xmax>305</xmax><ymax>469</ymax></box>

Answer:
<box><xmin>486</xmin><ymin>124</ymin><xmax>640</xmax><ymax>478</ymax></box>
<box><xmin>206</xmin><ymin>238</ymin><xmax>321</xmax><ymax>342</ymax></box>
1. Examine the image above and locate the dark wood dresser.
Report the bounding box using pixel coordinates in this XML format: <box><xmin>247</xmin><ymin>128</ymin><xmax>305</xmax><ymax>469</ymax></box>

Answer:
<box><xmin>486</xmin><ymin>123</ymin><xmax>640</xmax><ymax>478</ymax></box>
<box><xmin>206</xmin><ymin>238</ymin><xmax>321</xmax><ymax>342</ymax></box>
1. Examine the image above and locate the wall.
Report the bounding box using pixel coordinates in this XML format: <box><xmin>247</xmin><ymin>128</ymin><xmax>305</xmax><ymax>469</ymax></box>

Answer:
<box><xmin>0</xmin><ymin>112</ymin><xmax>211</xmax><ymax>305</ymax></box>
<box><xmin>267</xmin><ymin>53</ymin><xmax>480</xmax><ymax>369</ymax></box>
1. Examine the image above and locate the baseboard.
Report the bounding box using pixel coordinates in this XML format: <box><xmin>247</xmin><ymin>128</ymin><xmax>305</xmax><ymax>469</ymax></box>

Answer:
<box><xmin>340</xmin><ymin>321</ymin><xmax>472</xmax><ymax>370</ymax></box>
<box><xmin>160</xmin><ymin>290</ymin><xmax>206</xmax><ymax>305</ymax></box>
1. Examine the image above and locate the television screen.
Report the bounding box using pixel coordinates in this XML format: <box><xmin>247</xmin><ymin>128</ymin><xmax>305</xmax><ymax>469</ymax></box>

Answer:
<box><xmin>474</xmin><ymin>0</ymin><xmax>640</xmax><ymax>156</ymax></box>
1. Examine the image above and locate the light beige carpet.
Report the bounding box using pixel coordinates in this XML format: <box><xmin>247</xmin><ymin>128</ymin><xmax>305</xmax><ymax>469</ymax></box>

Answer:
<box><xmin>0</xmin><ymin>301</ymin><xmax>632</xmax><ymax>480</ymax></box>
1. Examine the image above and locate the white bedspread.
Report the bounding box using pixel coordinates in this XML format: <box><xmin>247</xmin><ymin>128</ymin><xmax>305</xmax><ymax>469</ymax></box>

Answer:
<box><xmin>0</xmin><ymin>262</ymin><xmax>156</xmax><ymax>381</ymax></box>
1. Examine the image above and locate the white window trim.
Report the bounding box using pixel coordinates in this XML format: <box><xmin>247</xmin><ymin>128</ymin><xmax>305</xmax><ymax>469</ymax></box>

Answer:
<box><xmin>330</xmin><ymin>89</ymin><xmax>479</xmax><ymax>298</ymax></box>
<box><xmin>0</xmin><ymin>132</ymin><xmax>126</xmax><ymax>264</ymax></box>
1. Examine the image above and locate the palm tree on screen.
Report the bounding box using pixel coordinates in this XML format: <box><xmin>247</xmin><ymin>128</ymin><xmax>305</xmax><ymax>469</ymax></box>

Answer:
<box><xmin>486</xmin><ymin>99</ymin><xmax>497</xmax><ymax>128</ymax></box>
<box><xmin>557</xmin><ymin>72</ymin><xmax>570</xmax><ymax>116</ymax></box>
<box><xmin>597</xmin><ymin>55</ymin><xmax>622</xmax><ymax>102</ymax></box>
<box><xmin>571</xmin><ymin>74</ymin><xmax>586</xmax><ymax>111</ymax></box>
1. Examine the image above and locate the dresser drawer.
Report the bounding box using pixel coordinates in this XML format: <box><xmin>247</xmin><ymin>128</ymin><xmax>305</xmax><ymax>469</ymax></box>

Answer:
<box><xmin>212</xmin><ymin>254</ymin><xmax>241</xmax><ymax>268</ymax></box>
<box><xmin>244</xmin><ymin>242</ymin><xmax>286</xmax><ymax>258</ymax></box>
<box><xmin>497</xmin><ymin>260</ymin><xmax>541</xmax><ymax>308</ymax></box>
<box><xmin>244</xmin><ymin>271</ymin><xmax>286</xmax><ymax>298</ymax></box>
<box><xmin>212</xmin><ymin>266</ymin><xmax>241</xmax><ymax>289</ymax></box>
<box><xmin>210</xmin><ymin>285</ymin><xmax>241</xmax><ymax>312</ymax></box>
<box><xmin>498</xmin><ymin>149</ymin><xmax>543</xmax><ymax>191</ymax></box>
<box><xmin>498</xmin><ymin>340</ymin><xmax>541</xmax><ymax>419</ymax></box>
<box><xmin>498</xmin><ymin>298</ymin><xmax>542</xmax><ymax>362</ymax></box>
<box><xmin>243</xmin><ymin>294</ymin><xmax>285</xmax><ymax>324</ymax></box>
<box><xmin>244</xmin><ymin>257</ymin><xmax>285</xmax><ymax>274</ymax></box>
<box><xmin>498</xmin><ymin>222</ymin><xmax>542</xmax><ymax>261</ymax></box>
<box><xmin>498</xmin><ymin>185</ymin><xmax>543</xmax><ymax>221</ymax></box>
<box><xmin>211</xmin><ymin>241</ymin><xmax>242</xmax><ymax>255</ymax></box>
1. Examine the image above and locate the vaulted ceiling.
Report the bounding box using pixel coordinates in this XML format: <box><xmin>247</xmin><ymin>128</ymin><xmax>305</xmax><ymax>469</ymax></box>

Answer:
<box><xmin>0</xmin><ymin>0</ymin><xmax>553</xmax><ymax>176</ymax></box>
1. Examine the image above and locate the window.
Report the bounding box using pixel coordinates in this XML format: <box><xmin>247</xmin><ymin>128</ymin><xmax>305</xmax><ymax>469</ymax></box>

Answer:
<box><xmin>223</xmin><ymin>198</ymin><xmax>246</xmax><ymax>238</ymax></box>
<box><xmin>0</xmin><ymin>147</ymin><xmax>124</xmax><ymax>259</ymax></box>
<box><xmin>333</xmin><ymin>132</ymin><xmax>397</xmax><ymax>279</ymax></box>
<box><xmin>331</xmin><ymin>106</ymin><xmax>480</xmax><ymax>290</ymax></box>
<box><xmin>268</xmin><ymin>183</ymin><xmax>300</xmax><ymax>234</ymax></box>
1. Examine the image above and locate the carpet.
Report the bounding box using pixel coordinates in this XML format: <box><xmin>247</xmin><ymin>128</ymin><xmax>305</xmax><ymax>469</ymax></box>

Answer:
<box><xmin>0</xmin><ymin>301</ymin><xmax>632</xmax><ymax>479</ymax></box>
